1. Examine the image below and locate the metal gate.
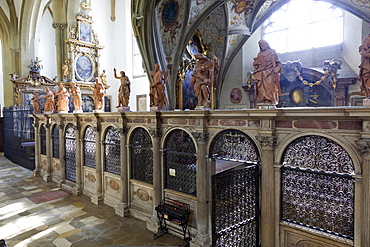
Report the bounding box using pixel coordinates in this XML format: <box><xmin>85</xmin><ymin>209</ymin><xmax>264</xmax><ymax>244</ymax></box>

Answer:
<box><xmin>65</xmin><ymin>124</ymin><xmax>76</xmax><ymax>182</ymax></box>
<box><xmin>212</xmin><ymin>164</ymin><xmax>260</xmax><ymax>247</ymax></box>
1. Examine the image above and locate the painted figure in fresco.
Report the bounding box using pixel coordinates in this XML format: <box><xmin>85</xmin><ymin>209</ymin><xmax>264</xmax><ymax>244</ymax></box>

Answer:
<box><xmin>359</xmin><ymin>34</ymin><xmax>370</xmax><ymax>98</ymax></box>
<box><xmin>90</xmin><ymin>78</ymin><xmax>105</xmax><ymax>111</ymax></box>
<box><xmin>42</xmin><ymin>87</ymin><xmax>55</xmax><ymax>113</ymax></box>
<box><xmin>149</xmin><ymin>64</ymin><xmax>169</xmax><ymax>107</ymax></box>
<box><xmin>31</xmin><ymin>92</ymin><xmax>41</xmax><ymax>114</ymax></box>
<box><xmin>70</xmin><ymin>82</ymin><xmax>82</xmax><ymax>111</ymax></box>
<box><xmin>114</xmin><ymin>68</ymin><xmax>130</xmax><ymax>107</ymax></box>
<box><xmin>55</xmin><ymin>84</ymin><xmax>70</xmax><ymax>112</ymax></box>
<box><xmin>190</xmin><ymin>53</ymin><xmax>218</xmax><ymax>108</ymax></box>
<box><xmin>253</xmin><ymin>40</ymin><xmax>282</xmax><ymax>105</ymax></box>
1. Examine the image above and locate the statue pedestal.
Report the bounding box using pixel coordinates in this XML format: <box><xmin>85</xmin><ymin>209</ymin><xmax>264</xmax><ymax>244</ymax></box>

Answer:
<box><xmin>363</xmin><ymin>98</ymin><xmax>370</xmax><ymax>107</ymax></box>
<box><xmin>117</xmin><ymin>106</ymin><xmax>130</xmax><ymax>112</ymax></box>
<box><xmin>195</xmin><ymin>106</ymin><xmax>210</xmax><ymax>111</ymax></box>
<box><xmin>58</xmin><ymin>111</ymin><xmax>69</xmax><ymax>114</ymax></box>
<box><xmin>73</xmin><ymin>110</ymin><xmax>83</xmax><ymax>113</ymax></box>
<box><xmin>150</xmin><ymin>105</ymin><xmax>167</xmax><ymax>111</ymax></box>
<box><xmin>257</xmin><ymin>103</ymin><xmax>276</xmax><ymax>109</ymax></box>
<box><xmin>93</xmin><ymin>110</ymin><xmax>104</xmax><ymax>113</ymax></box>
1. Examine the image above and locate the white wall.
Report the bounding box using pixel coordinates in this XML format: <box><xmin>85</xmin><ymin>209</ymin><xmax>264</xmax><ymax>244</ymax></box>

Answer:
<box><xmin>90</xmin><ymin>0</ymin><xmax>149</xmax><ymax>112</ymax></box>
<box><xmin>37</xmin><ymin>9</ymin><xmax>57</xmax><ymax>79</ymax></box>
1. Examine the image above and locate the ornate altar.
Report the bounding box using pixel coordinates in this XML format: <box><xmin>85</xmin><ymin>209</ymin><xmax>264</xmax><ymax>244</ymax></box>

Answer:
<box><xmin>63</xmin><ymin>4</ymin><xmax>111</xmax><ymax>112</ymax></box>
<box><xmin>243</xmin><ymin>59</ymin><xmax>357</xmax><ymax>108</ymax></box>
<box><xmin>11</xmin><ymin>57</ymin><xmax>56</xmax><ymax>108</ymax></box>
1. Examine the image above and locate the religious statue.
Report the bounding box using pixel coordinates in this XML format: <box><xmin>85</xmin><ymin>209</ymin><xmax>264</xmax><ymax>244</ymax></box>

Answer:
<box><xmin>100</xmin><ymin>70</ymin><xmax>108</xmax><ymax>87</ymax></box>
<box><xmin>31</xmin><ymin>92</ymin><xmax>41</xmax><ymax>114</ymax></box>
<box><xmin>70</xmin><ymin>82</ymin><xmax>82</xmax><ymax>112</ymax></box>
<box><xmin>62</xmin><ymin>60</ymin><xmax>69</xmax><ymax>81</ymax></box>
<box><xmin>253</xmin><ymin>40</ymin><xmax>282</xmax><ymax>105</ymax></box>
<box><xmin>114</xmin><ymin>68</ymin><xmax>130</xmax><ymax>108</ymax></box>
<box><xmin>55</xmin><ymin>84</ymin><xmax>70</xmax><ymax>112</ymax></box>
<box><xmin>359</xmin><ymin>34</ymin><xmax>370</xmax><ymax>99</ymax></box>
<box><xmin>149</xmin><ymin>64</ymin><xmax>169</xmax><ymax>109</ymax></box>
<box><xmin>90</xmin><ymin>78</ymin><xmax>105</xmax><ymax>112</ymax></box>
<box><xmin>41</xmin><ymin>87</ymin><xmax>55</xmax><ymax>114</ymax></box>
<box><xmin>190</xmin><ymin>53</ymin><xmax>219</xmax><ymax>108</ymax></box>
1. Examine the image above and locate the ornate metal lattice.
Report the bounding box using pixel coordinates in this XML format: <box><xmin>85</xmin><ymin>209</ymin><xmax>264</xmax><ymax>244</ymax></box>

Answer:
<box><xmin>40</xmin><ymin>124</ymin><xmax>46</xmax><ymax>155</ymax></box>
<box><xmin>164</xmin><ymin>129</ymin><xmax>196</xmax><ymax>196</ymax></box>
<box><xmin>130</xmin><ymin>127</ymin><xmax>153</xmax><ymax>184</ymax></box>
<box><xmin>52</xmin><ymin>125</ymin><xmax>60</xmax><ymax>158</ymax></box>
<box><xmin>282</xmin><ymin>135</ymin><xmax>354</xmax><ymax>174</ymax></box>
<box><xmin>104</xmin><ymin>127</ymin><xmax>121</xmax><ymax>175</ymax></box>
<box><xmin>212</xmin><ymin>165</ymin><xmax>259</xmax><ymax>247</ymax></box>
<box><xmin>83</xmin><ymin>126</ymin><xmax>96</xmax><ymax>168</ymax></box>
<box><xmin>281</xmin><ymin>135</ymin><xmax>354</xmax><ymax>239</ymax></box>
<box><xmin>210</xmin><ymin>129</ymin><xmax>260</xmax><ymax>163</ymax></box>
<box><xmin>65</xmin><ymin>124</ymin><xmax>76</xmax><ymax>182</ymax></box>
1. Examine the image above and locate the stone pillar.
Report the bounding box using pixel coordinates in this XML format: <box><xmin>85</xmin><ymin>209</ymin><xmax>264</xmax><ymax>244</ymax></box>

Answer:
<box><xmin>52</xmin><ymin>22</ymin><xmax>68</xmax><ymax>80</ymax></box>
<box><xmin>151</xmin><ymin>129</ymin><xmax>162</xmax><ymax>221</ymax></box>
<box><xmin>74</xmin><ymin>121</ymin><xmax>82</xmax><ymax>195</ymax></box>
<box><xmin>43</xmin><ymin>119</ymin><xmax>52</xmax><ymax>181</ymax></box>
<box><xmin>58</xmin><ymin>122</ymin><xmax>65</xmax><ymax>186</ymax></box>
<box><xmin>91</xmin><ymin>125</ymin><xmax>103</xmax><ymax>205</ymax></box>
<box><xmin>32</xmin><ymin>116</ymin><xmax>40</xmax><ymax>176</ymax></box>
<box><xmin>257</xmin><ymin>123</ymin><xmax>276</xmax><ymax>247</ymax></box>
<box><xmin>194</xmin><ymin>132</ymin><xmax>210</xmax><ymax>245</ymax></box>
<box><xmin>355</xmin><ymin>138</ymin><xmax>370</xmax><ymax>246</ymax></box>
<box><xmin>116</xmin><ymin>127</ymin><xmax>129</xmax><ymax>217</ymax></box>
<box><xmin>274</xmin><ymin>163</ymin><xmax>283</xmax><ymax>247</ymax></box>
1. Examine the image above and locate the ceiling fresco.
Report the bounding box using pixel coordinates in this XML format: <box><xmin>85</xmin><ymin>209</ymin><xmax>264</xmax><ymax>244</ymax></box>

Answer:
<box><xmin>132</xmin><ymin>0</ymin><xmax>370</xmax><ymax>109</ymax></box>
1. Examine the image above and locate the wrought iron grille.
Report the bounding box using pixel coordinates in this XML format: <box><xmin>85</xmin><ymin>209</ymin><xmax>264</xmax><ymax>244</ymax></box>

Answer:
<box><xmin>3</xmin><ymin>106</ymin><xmax>35</xmax><ymax>170</ymax></box>
<box><xmin>83</xmin><ymin>126</ymin><xmax>96</xmax><ymax>168</ymax></box>
<box><xmin>281</xmin><ymin>135</ymin><xmax>355</xmax><ymax>240</ymax></box>
<box><xmin>212</xmin><ymin>165</ymin><xmax>259</xmax><ymax>247</ymax></box>
<box><xmin>40</xmin><ymin>124</ymin><xmax>46</xmax><ymax>155</ymax></box>
<box><xmin>130</xmin><ymin>127</ymin><xmax>153</xmax><ymax>184</ymax></box>
<box><xmin>164</xmin><ymin>129</ymin><xmax>196</xmax><ymax>196</ymax></box>
<box><xmin>65</xmin><ymin>124</ymin><xmax>76</xmax><ymax>182</ymax></box>
<box><xmin>210</xmin><ymin>129</ymin><xmax>260</xmax><ymax>163</ymax></box>
<box><xmin>282</xmin><ymin>135</ymin><xmax>354</xmax><ymax>174</ymax></box>
<box><xmin>104</xmin><ymin>127</ymin><xmax>121</xmax><ymax>175</ymax></box>
<box><xmin>52</xmin><ymin>125</ymin><xmax>60</xmax><ymax>158</ymax></box>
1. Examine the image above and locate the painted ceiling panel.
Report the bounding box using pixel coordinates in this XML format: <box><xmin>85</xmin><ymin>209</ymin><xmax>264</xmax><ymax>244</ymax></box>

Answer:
<box><xmin>227</xmin><ymin>0</ymin><xmax>255</xmax><ymax>32</ymax></box>
<box><xmin>155</xmin><ymin>0</ymin><xmax>187</xmax><ymax>64</ymax></box>
<box><xmin>187</xmin><ymin>0</ymin><xmax>210</xmax><ymax>30</ymax></box>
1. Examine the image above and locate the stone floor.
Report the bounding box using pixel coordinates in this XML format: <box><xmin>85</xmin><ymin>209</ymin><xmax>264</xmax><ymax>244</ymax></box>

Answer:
<box><xmin>0</xmin><ymin>154</ymin><xmax>182</xmax><ymax>247</ymax></box>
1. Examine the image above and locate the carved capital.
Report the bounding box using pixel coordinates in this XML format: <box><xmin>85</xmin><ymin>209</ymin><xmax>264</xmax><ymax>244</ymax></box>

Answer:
<box><xmin>356</xmin><ymin>138</ymin><xmax>370</xmax><ymax>157</ymax></box>
<box><xmin>256</xmin><ymin>135</ymin><xmax>277</xmax><ymax>149</ymax></box>
<box><xmin>149</xmin><ymin>129</ymin><xmax>162</xmax><ymax>138</ymax></box>
<box><xmin>118</xmin><ymin>127</ymin><xmax>129</xmax><ymax>135</ymax></box>
<box><xmin>52</xmin><ymin>23</ymin><xmax>68</xmax><ymax>29</ymax></box>
<box><xmin>193</xmin><ymin>132</ymin><xmax>209</xmax><ymax>144</ymax></box>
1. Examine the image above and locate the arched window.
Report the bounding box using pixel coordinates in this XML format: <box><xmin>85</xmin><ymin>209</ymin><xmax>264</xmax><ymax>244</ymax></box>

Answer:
<box><xmin>164</xmin><ymin>129</ymin><xmax>196</xmax><ymax>196</ymax></box>
<box><xmin>83</xmin><ymin>126</ymin><xmax>96</xmax><ymax>168</ymax></box>
<box><xmin>40</xmin><ymin>124</ymin><xmax>46</xmax><ymax>155</ymax></box>
<box><xmin>104</xmin><ymin>127</ymin><xmax>120</xmax><ymax>175</ymax></box>
<box><xmin>281</xmin><ymin>135</ymin><xmax>354</xmax><ymax>239</ymax></box>
<box><xmin>130</xmin><ymin>127</ymin><xmax>153</xmax><ymax>184</ymax></box>
<box><xmin>51</xmin><ymin>125</ymin><xmax>59</xmax><ymax>158</ymax></box>
<box><xmin>263</xmin><ymin>0</ymin><xmax>343</xmax><ymax>53</ymax></box>
<box><xmin>65</xmin><ymin>124</ymin><xmax>76</xmax><ymax>182</ymax></box>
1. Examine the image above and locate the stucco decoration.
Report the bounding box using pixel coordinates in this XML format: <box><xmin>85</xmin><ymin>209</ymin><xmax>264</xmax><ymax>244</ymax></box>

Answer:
<box><xmin>109</xmin><ymin>180</ymin><xmax>120</xmax><ymax>191</ymax></box>
<box><xmin>137</xmin><ymin>188</ymin><xmax>150</xmax><ymax>201</ymax></box>
<box><xmin>228</xmin><ymin>0</ymin><xmax>254</xmax><ymax>31</ymax></box>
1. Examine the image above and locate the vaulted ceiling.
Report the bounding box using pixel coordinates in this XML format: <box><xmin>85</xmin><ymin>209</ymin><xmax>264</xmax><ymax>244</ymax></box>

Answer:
<box><xmin>132</xmin><ymin>0</ymin><xmax>370</xmax><ymax>109</ymax></box>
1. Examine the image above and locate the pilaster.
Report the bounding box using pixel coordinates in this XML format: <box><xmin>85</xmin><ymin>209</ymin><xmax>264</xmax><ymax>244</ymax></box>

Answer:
<box><xmin>91</xmin><ymin>123</ymin><xmax>103</xmax><ymax>205</ymax></box>
<box><xmin>43</xmin><ymin>117</ymin><xmax>52</xmax><ymax>181</ymax></box>
<box><xmin>32</xmin><ymin>116</ymin><xmax>40</xmax><ymax>176</ymax></box>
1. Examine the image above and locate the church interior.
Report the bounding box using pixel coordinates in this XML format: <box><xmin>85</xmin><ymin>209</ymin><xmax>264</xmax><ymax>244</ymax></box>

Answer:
<box><xmin>1</xmin><ymin>0</ymin><xmax>370</xmax><ymax>246</ymax></box>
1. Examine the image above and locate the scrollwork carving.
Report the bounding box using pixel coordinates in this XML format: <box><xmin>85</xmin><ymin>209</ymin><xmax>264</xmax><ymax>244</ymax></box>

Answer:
<box><xmin>256</xmin><ymin>135</ymin><xmax>277</xmax><ymax>149</ymax></box>
<box><xmin>356</xmin><ymin>138</ymin><xmax>370</xmax><ymax>157</ymax></box>
<box><xmin>192</xmin><ymin>132</ymin><xmax>209</xmax><ymax>143</ymax></box>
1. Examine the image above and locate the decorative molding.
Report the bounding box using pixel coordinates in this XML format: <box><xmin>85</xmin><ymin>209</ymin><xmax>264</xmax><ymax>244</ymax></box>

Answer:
<box><xmin>52</xmin><ymin>23</ymin><xmax>68</xmax><ymax>29</ymax></box>
<box><xmin>256</xmin><ymin>135</ymin><xmax>277</xmax><ymax>149</ymax></box>
<box><xmin>192</xmin><ymin>132</ymin><xmax>209</xmax><ymax>143</ymax></box>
